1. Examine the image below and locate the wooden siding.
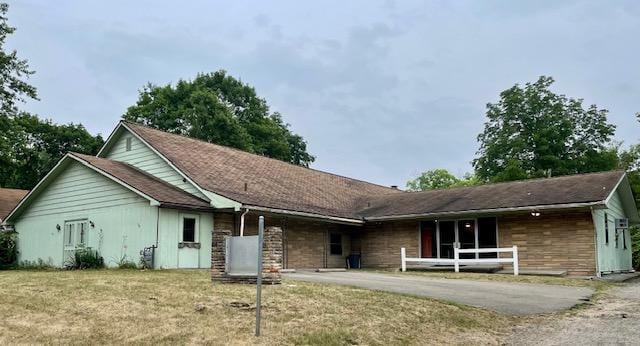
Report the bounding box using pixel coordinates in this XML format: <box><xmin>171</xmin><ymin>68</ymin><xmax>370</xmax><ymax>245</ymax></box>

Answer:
<box><xmin>157</xmin><ymin>208</ymin><xmax>213</xmax><ymax>269</ymax></box>
<box><xmin>593</xmin><ymin>189</ymin><xmax>633</xmax><ymax>273</ymax></box>
<box><xmin>104</xmin><ymin>129</ymin><xmax>207</xmax><ymax>199</ymax></box>
<box><xmin>15</xmin><ymin>161</ymin><xmax>159</xmax><ymax>267</ymax></box>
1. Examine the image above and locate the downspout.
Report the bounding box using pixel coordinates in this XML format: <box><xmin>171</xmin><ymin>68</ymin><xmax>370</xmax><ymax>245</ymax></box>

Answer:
<box><xmin>239</xmin><ymin>208</ymin><xmax>250</xmax><ymax>237</ymax></box>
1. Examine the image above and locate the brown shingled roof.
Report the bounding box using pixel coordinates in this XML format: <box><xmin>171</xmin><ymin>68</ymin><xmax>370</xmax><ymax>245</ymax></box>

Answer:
<box><xmin>123</xmin><ymin>121</ymin><xmax>401</xmax><ymax>219</ymax></box>
<box><xmin>71</xmin><ymin>153</ymin><xmax>211</xmax><ymax>210</ymax></box>
<box><xmin>357</xmin><ymin>170</ymin><xmax>625</xmax><ymax>219</ymax></box>
<box><xmin>0</xmin><ymin>188</ymin><xmax>28</xmax><ymax>221</ymax></box>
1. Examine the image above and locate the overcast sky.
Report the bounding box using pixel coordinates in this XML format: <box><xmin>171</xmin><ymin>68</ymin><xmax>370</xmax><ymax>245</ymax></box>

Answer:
<box><xmin>6</xmin><ymin>1</ymin><xmax>640</xmax><ymax>187</ymax></box>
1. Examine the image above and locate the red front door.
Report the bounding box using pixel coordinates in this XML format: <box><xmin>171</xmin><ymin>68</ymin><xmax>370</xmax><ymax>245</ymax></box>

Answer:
<box><xmin>421</xmin><ymin>221</ymin><xmax>436</xmax><ymax>258</ymax></box>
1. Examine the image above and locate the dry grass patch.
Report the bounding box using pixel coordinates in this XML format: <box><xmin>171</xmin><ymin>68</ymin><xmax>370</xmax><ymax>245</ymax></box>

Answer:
<box><xmin>0</xmin><ymin>269</ymin><xmax>513</xmax><ymax>345</ymax></box>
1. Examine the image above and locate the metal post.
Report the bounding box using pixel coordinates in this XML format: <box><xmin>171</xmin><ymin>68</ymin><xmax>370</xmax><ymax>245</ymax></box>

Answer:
<box><xmin>400</xmin><ymin>247</ymin><xmax>406</xmax><ymax>272</ymax></box>
<box><xmin>255</xmin><ymin>216</ymin><xmax>264</xmax><ymax>337</ymax></box>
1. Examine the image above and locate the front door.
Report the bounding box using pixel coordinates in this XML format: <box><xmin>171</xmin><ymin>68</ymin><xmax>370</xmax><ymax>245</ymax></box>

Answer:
<box><xmin>457</xmin><ymin>220</ymin><xmax>476</xmax><ymax>259</ymax></box>
<box><xmin>177</xmin><ymin>214</ymin><xmax>200</xmax><ymax>268</ymax></box>
<box><xmin>439</xmin><ymin>221</ymin><xmax>456</xmax><ymax>259</ymax></box>
<box><xmin>421</xmin><ymin>221</ymin><xmax>436</xmax><ymax>258</ymax></box>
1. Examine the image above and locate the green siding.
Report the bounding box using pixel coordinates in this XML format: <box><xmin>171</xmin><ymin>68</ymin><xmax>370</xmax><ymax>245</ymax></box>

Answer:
<box><xmin>157</xmin><ymin>208</ymin><xmax>213</xmax><ymax>269</ymax></box>
<box><xmin>15</xmin><ymin>161</ymin><xmax>159</xmax><ymax>267</ymax></box>
<box><xmin>593</xmin><ymin>189</ymin><xmax>633</xmax><ymax>273</ymax></box>
<box><xmin>104</xmin><ymin>130</ymin><xmax>208</xmax><ymax>200</ymax></box>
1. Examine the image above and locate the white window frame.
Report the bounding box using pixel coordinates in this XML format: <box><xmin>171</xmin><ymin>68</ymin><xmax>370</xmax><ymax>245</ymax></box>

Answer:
<box><xmin>64</xmin><ymin>219</ymin><xmax>89</xmax><ymax>247</ymax></box>
<box><xmin>180</xmin><ymin>214</ymin><xmax>199</xmax><ymax>243</ymax></box>
<box><xmin>125</xmin><ymin>137</ymin><xmax>132</xmax><ymax>151</ymax></box>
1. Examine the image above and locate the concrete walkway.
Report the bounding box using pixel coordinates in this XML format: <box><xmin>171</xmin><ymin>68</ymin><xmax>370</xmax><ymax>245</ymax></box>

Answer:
<box><xmin>285</xmin><ymin>271</ymin><xmax>593</xmax><ymax>315</ymax></box>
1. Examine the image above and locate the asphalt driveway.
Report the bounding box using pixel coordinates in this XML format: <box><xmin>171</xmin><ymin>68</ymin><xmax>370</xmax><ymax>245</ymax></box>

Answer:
<box><xmin>285</xmin><ymin>271</ymin><xmax>593</xmax><ymax>315</ymax></box>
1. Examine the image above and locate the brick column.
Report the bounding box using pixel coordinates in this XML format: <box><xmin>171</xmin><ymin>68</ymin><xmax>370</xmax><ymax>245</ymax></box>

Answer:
<box><xmin>211</xmin><ymin>228</ymin><xmax>231</xmax><ymax>282</ymax></box>
<box><xmin>210</xmin><ymin>227</ymin><xmax>282</xmax><ymax>284</ymax></box>
<box><xmin>262</xmin><ymin>226</ymin><xmax>283</xmax><ymax>284</ymax></box>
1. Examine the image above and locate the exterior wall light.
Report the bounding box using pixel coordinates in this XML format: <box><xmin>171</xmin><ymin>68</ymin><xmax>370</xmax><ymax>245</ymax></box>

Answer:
<box><xmin>56</xmin><ymin>224</ymin><xmax>61</xmax><ymax>231</ymax></box>
<box><xmin>89</xmin><ymin>221</ymin><xmax>95</xmax><ymax>228</ymax></box>
<box><xmin>531</xmin><ymin>211</ymin><xmax>541</xmax><ymax>217</ymax></box>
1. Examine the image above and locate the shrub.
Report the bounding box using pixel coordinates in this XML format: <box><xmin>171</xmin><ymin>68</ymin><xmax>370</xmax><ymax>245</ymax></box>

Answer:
<box><xmin>18</xmin><ymin>258</ymin><xmax>55</xmax><ymax>270</ymax></box>
<box><xmin>65</xmin><ymin>248</ymin><xmax>104</xmax><ymax>270</ymax></box>
<box><xmin>117</xmin><ymin>255</ymin><xmax>138</xmax><ymax>269</ymax></box>
<box><xmin>0</xmin><ymin>230</ymin><xmax>18</xmax><ymax>268</ymax></box>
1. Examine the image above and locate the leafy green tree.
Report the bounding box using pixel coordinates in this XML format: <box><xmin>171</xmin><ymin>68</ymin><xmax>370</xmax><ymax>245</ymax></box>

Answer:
<box><xmin>123</xmin><ymin>70</ymin><xmax>315</xmax><ymax>166</ymax></box>
<box><xmin>1</xmin><ymin>114</ymin><xmax>104</xmax><ymax>189</ymax></box>
<box><xmin>473</xmin><ymin>76</ymin><xmax>618</xmax><ymax>183</ymax></box>
<box><xmin>0</xmin><ymin>3</ymin><xmax>37</xmax><ymax>116</ymax></box>
<box><xmin>406</xmin><ymin>169</ymin><xmax>479</xmax><ymax>191</ymax></box>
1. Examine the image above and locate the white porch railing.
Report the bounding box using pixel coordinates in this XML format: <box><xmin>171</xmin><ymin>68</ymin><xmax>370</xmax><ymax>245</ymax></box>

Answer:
<box><xmin>400</xmin><ymin>246</ymin><xmax>519</xmax><ymax>276</ymax></box>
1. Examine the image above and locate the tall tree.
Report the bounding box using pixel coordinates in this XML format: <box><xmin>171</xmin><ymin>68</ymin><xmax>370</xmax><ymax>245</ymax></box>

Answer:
<box><xmin>406</xmin><ymin>169</ymin><xmax>479</xmax><ymax>191</ymax></box>
<box><xmin>123</xmin><ymin>70</ymin><xmax>315</xmax><ymax>166</ymax></box>
<box><xmin>473</xmin><ymin>76</ymin><xmax>618</xmax><ymax>182</ymax></box>
<box><xmin>1</xmin><ymin>113</ymin><xmax>104</xmax><ymax>189</ymax></box>
<box><xmin>0</xmin><ymin>3</ymin><xmax>103</xmax><ymax>190</ymax></box>
<box><xmin>0</xmin><ymin>2</ymin><xmax>37</xmax><ymax>116</ymax></box>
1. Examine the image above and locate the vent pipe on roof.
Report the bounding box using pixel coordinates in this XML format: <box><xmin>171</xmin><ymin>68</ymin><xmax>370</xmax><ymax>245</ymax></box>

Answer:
<box><xmin>390</xmin><ymin>185</ymin><xmax>398</xmax><ymax>189</ymax></box>
<box><xmin>239</xmin><ymin>208</ymin><xmax>250</xmax><ymax>237</ymax></box>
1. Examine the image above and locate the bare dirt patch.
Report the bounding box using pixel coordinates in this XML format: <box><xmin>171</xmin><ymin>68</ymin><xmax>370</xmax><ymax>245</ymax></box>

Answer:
<box><xmin>506</xmin><ymin>278</ymin><xmax>640</xmax><ymax>345</ymax></box>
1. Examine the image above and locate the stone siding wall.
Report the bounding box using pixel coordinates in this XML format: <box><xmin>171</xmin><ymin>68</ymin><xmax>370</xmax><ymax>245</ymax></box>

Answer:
<box><xmin>356</xmin><ymin>220</ymin><xmax>419</xmax><ymax>269</ymax></box>
<box><xmin>498</xmin><ymin>211</ymin><xmax>596</xmax><ymax>276</ymax></box>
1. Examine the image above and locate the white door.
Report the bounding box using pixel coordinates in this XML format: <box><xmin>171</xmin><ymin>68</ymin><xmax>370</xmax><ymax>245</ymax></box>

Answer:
<box><xmin>62</xmin><ymin>220</ymin><xmax>88</xmax><ymax>266</ymax></box>
<box><xmin>177</xmin><ymin>214</ymin><xmax>200</xmax><ymax>268</ymax></box>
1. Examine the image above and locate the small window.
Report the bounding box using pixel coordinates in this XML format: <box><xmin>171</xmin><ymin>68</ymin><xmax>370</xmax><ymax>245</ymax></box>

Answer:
<box><xmin>329</xmin><ymin>233</ymin><xmax>342</xmax><ymax>256</ymax></box>
<box><xmin>604</xmin><ymin>213</ymin><xmax>609</xmax><ymax>245</ymax></box>
<box><xmin>125</xmin><ymin>137</ymin><xmax>132</xmax><ymax>151</ymax></box>
<box><xmin>182</xmin><ymin>217</ymin><xmax>196</xmax><ymax>242</ymax></box>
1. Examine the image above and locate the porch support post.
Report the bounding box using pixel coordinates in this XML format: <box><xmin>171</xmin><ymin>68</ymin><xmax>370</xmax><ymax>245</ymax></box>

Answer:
<box><xmin>400</xmin><ymin>247</ymin><xmax>406</xmax><ymax>272</ymax></box>
<box><xmin>454</xmin><ymin>247</ymin><xmax>460</xmax><ymax>273</ymax></box>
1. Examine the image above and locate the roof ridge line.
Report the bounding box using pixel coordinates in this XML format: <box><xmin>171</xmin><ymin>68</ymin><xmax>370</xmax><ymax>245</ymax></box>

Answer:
<box><xmin>399</xmin><ymin>170</ymin><xmax>626</xmax><ymax>195</ymax></box>
<box><xmin>121</xmin><ymin>120</ymin><xmax>401</xmax><ymax>193</ymax></box>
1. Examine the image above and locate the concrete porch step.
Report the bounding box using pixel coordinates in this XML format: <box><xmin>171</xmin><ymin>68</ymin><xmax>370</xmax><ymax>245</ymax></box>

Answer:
<box><xmin>316</xmin><ymin>268</ymin><xmax>347</xmax><ymax>273</ymax></box>
<box><xmin>497</xmin><ymin>269</ymin><xmax>567</xmax><ymax>277</ymax></box>
<box><xmin>406</xmin><ymin>264</ymin><xmax>503</xmax><ymax>273</ymax></box>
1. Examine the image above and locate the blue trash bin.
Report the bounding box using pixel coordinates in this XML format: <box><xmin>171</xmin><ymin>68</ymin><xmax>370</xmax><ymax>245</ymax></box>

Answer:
<box><xmin>347</xmin><ymin>254</ymin><xmax>361</xmax><ymax>269</ymax></box>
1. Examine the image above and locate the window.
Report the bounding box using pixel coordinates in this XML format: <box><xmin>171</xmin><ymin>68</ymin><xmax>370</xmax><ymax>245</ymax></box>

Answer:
<box><xmin>329</xmin><ymin>233</ymin><xmax>342</xmax><ymax>255</ymax></box>
<box><xmin>605</xmin><ymin>213</ymin><xmax>609</xmax><ymax>245</ymax></box>
<box><xmin>78</xmin><ymin>221</ymin><xmax>86</xmax><ymax>246</ymax></box>
<box><xmin>125</xmin><ymin>137</ymin><xmax>132</xmax><ymax>151</ymax></box>
<box><xmin>623</xmin><ymin>229</ymin><xmax>627</xmax><ymax>250</ymax></box>
<box><xmin>182</xmin><ymin>217</ymin><xmax>196</xmax><ymax>242</ymax></box>
<box><xmin>64</xmin><ymin>223</ymin><xmax>75</xmax><ymax>246</ymax></box>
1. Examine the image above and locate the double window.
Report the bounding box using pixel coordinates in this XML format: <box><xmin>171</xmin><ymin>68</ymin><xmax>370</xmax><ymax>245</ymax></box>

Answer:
<box><xmin>64</xmin><ymin>219</ymin><xmax>88</xmax><ymax>248</ymax></box>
